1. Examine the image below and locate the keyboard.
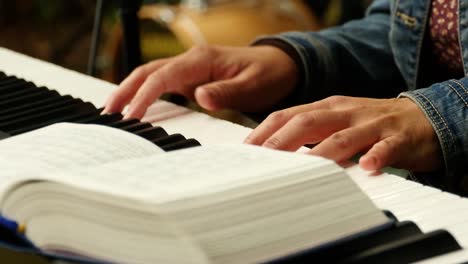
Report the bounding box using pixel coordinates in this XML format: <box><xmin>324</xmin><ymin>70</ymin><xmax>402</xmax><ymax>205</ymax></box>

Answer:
<box><xmin>0</xmin><ymin>71</ymin><xmax>201</xmax><ymax>151</ymax></box>
<box><xmin>1</xmin><ymin>47</ymin><xmax>468</xmax><ymax>263</ymax></box>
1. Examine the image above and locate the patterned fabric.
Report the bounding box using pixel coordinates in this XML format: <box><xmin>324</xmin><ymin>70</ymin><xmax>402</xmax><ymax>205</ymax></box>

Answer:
<box><xmin>429</xmin><ymin>0</ymin><xmax>464</xmax><ymax>74</ymax></box>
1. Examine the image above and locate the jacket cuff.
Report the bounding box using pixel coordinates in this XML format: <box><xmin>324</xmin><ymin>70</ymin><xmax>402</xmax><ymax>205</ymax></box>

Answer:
<box><xmin>251</xmin><ymin>32</ymin><xmax>331</xmax><ymax>105</ymax></box>
<box><xmin>399</xmin><ymin>79</ymin><xmax>468</xmax><ymax>194</ymax></box>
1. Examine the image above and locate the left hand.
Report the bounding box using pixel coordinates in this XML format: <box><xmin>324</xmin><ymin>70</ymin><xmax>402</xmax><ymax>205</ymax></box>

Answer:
<box><xmin>244</xmin><ymin>96</ymin><xmax>442</xmax><ymax>172</ymax></box>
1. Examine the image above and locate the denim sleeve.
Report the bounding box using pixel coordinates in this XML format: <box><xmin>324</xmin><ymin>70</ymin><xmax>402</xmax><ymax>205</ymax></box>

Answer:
<box><xmin>400</xmin><ymin>80</ymin><xmax>468</xmax><ymax>195</ymax></box>
<box><xmin>253</xmin><ymin>0</ymin><xmax>406</xmax><ymax>105</ymax></box>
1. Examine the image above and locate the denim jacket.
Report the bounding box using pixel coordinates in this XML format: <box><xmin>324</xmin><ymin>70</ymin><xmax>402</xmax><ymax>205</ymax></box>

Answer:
<box><xmin>257</xmin><ymin>0</ymin><xmax>468</xmax><ymax>194</ymax></box>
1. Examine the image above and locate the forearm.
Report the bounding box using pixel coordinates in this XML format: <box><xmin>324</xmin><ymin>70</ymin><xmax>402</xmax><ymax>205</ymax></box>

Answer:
<box><xmin>253</xmin><ymin>0</ymin><xmax>405</xmax><ymax>106</ymax></box>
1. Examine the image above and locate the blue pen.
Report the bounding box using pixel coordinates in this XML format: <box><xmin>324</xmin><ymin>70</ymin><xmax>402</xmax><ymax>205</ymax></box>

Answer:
<box><xmin>0</xmin><ymin>215</ymin><xmax>36</xmax><ymax>250</ymax></box>
<box><xmin>0</xmin><ymin>216</ymin><xmax>22</xmax><ymax>233</ymax></box>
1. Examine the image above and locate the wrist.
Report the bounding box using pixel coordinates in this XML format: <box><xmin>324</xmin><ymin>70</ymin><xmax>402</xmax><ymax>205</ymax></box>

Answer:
<box><xmin>252</xmin><ymin>40</ymin><xmax>302</xmax><ymax>90</ymax></box>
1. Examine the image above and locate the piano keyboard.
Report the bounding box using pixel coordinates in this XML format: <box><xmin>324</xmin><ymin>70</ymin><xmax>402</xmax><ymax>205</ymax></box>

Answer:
<box><xmin>349</xmin><ymin>166</ymin><xmax>468</xmax><ymax>263</ymax></box>
<box><xmin>1</xmin><ymin>47</ymin><xmax>468</xmax><ymax>263</ymax></box>
<box><xmin>0</xmin><ymin>71</ymin><xmax>200</xmax><ymax>152</ymax></box>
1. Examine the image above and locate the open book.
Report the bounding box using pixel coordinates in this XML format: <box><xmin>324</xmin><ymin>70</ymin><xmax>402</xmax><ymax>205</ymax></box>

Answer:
<box><xmin>0</xmin><ymin>123</ymin><xmax>391</xmax><ymax>264</ymax></box>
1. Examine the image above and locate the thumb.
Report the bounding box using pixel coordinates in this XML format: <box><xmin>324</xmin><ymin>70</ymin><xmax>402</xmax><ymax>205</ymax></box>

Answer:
<box><xmin>194</xmin><ymin>77</ymin><xmax>249</xmax><ymax>111</ymax></box>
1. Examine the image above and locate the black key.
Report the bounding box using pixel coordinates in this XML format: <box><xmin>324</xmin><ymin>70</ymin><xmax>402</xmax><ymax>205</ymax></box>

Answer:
<box><xmin>0</xmin><ymin>88</ymin><xmax>56</xmax><ymax>109</ymax></box>
<box><xmin>0</xmin><ymin>77</ymin><xmax>27</xmax><ymax>87</ymax></box>
<box><xmin>0</xmin><ymin>131</ymin><xmax>10</xmax><ymax>140</ymax></box>
<box><xmin>383</xmin><ymin>210</ymin><xmax>398</xmax><ymax>221</ymax></box>
<box><xmin>160</xmin><ymin>139</ymin><xmax>201</xmax><ymax>151</ymax></box>
<box><xmin>0</xmin><ymin>80</ymin><xmax>34</xmax><ymax>95</ymax></box>
<box><xmin>119</xmin><ymin>122</ymin><xmax>152</xmax><ymax>133</ymax></box>
<box><xmin>107</xmin><ymin>119</ymin><xmax>140</xmax><ymax>128</ymax></box>
<box><xmin>64</xmin><ymin>108</ymin><xmax>104</xmax><ymax>123</ymax></box>
<box><xmin>75</xmin><ymin>112</ymin><xmax>123</xmax><ymax>125</ymax></box>
<box><xmin>133</xmin><ymin>126</ymin><xmax>168</xmax><ymax>140</ymax></box>
<box><xmin>345</xmin><ymin>229</ymin><xmax>461</xmax><ymax>264</ymax></box>
<box><xmin>0</xmin><ymin>92</ymin><xmax>65</xmax><ymax>116</ymax></box>
<box><xmin>286</xmin><ymin>221</ymin><xmax>422</xmax><ymax>263</ymax></box>
<box><xmin>9</xmin><ymin>107</ymin><xmax>102</xmax><ymax>135</ymax></box>
<box><xmin>0</xmin><ymin>76</ymin><xmax>19</xmax><ymax>86</ymax></box>
<box><xmin>0</xmin><ymin>97</ymin><xmax>77</xmax><ymax>123</ymax></box>
<box><xmin>0</xmin><ymin>101</ymin><xmax>96</xmax><ymax>132</ymax></box>
<box><xmin>0</xmin><ymin>90</ymin><xmax>61</xmax><ymax>110</ymax></box>
<box><xmin>0</xmin><ymin>86</ymin><xmax>48</xmax><ymax>101</ymax></box>
<box><xmin>0</xmin><ymin>78</ymin><xmax>30</xmax><ymax>94</ymax></box>
<box><xmin>152</xmin><ymin>134</ymin><xmax>186</xmax><ymax>147</ymax></box>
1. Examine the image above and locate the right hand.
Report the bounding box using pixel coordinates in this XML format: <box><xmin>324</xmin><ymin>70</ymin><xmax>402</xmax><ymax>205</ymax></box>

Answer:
<box><xmin>103</xmin><ymin>45</ymin><xmax>299</xmax><ymax>119</ymax></box>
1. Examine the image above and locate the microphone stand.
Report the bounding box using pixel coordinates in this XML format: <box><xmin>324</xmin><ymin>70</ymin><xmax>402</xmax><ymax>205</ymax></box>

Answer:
<box><xmin>88</xmin><ymin>0</ymin><xmax>142</xmax><ymax>79</ymax></box>
<box><xmin>87</xmin><ymin>0</ymin><xmax>104</xmax><ymax>77</ymax></box>
<box><xmin>119</xmin><ymin>0</ymin><xmax>143</xmax><ymax>77</ymax></box>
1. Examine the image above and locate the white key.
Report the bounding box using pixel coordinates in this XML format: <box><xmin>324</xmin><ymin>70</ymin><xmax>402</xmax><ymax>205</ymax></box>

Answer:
<box><xmin>389</xmin><ymin>194</ymin><xmax>458</xmax><ymax>222</ymax></box>
<box><xmin>388</xmin><ymin>191</ymin><xmax>458</xmax><ymax>215</ymax></box>
<box><xmin>355</xmin><ymin>175</ymin><xmax>403</xmax><ymax>189</ymax></box>
<box><xmin>353</xmin><ymin>174</ymin><xmax>404</xmax><ymax>191</ymax></box>
<box><xmin>366</xmin><ymin>180</ymin><xmax>422</xmax><ymax>200</ymax></box>
<box><xmin>415</xmin><ymin>249</ymin><xmax>468</xmax><ymax>264</ymax></box>
<box><xmin>372</xmin><ymin>186</ymin><xmax>441</xmax><ymax>211</ymax></box>
<box><xmin>419</xmin><ymin>204</ymin><xmax>468</xmax><ymax>231</ymax></box>
<box><xmin>401</xmin><ymin>199</ymin><xmax>468</xmax><ymax>230</ymax></box>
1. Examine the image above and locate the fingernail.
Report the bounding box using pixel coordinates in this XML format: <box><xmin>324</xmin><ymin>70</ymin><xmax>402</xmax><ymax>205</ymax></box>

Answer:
<box><xmin>360</xmin><ymin>155</ymin><xmax>377</xmax><ymax>169</ymax></box>
<box><xmin>123</xmin><ymin>105</ymin><xmax>133</xmax><ymax>119</ymax></box>
<box><xmin>123</xmin><ymin>111</ymin><xmax>132</xmax><ymax>120</ymax></box>
<box><xmin>367</xmin><ymin>155</ymin><xmax>377</xmax><ymax>165</ymax></box>
<box><xmin>262</xmin><ymin>142</ymin><xmax>277</xmax><ymax>149</ymax></box>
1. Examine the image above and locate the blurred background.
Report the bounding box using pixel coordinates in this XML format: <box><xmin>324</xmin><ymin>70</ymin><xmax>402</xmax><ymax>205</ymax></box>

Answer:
<box><xmin>0</xmin><ymin>0</ymin><xmax>372</xmax><ymax>84</ymax></box>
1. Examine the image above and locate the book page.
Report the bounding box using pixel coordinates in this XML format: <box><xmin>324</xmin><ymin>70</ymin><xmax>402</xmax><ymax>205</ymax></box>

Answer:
<box><xmin>36</xmin><ymin>144</ymin><xmax>342</xmax><ymax>206</ymax></box>
<box><xmin>21</xmin><ymin>144</ymin><xmax>389</xmax><ymax>262</ymax></box>
<box><xmin>2</xmin><ymin>143</ymin><xmax>389</xmax><ymax>264</ymax></box>
<box><xmin>0</xmin><ymin>123</ymin><xmax>162</xmax><ymax>198</ymax></box>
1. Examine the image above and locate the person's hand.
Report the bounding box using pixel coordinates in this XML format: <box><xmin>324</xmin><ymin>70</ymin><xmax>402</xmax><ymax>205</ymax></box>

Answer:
<box><xmin>244</xmin><ymin>96</ymin><xmax>442</xmax><ymax>172</ymax></box>
<box><xmin>103</xmin><ymin>45</ymin><xmax>299</xmax><ymax>119</ymax></box>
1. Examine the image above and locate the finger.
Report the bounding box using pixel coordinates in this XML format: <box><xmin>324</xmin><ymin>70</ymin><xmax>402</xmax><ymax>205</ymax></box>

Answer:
<box><xmin>359</xmin><ymin>135</ymin><xmax>405</xmax><ymax>171</ymax></box>
<box><xmin>244</xmin><ymin>109</ymin><xmax>298</xmax><ymax>146</ymax></box>
<box><xmin>308</xmin><ymin>123</ymin><xmax>381</xmax><ymax>163</ymax></box>
<box><xmin>194</xmin><ymin>68</ymin><xmax>259</xmax><ymax>111</ymax></box>
<box><xmin>244</xmin><ymin>101</ymin><xmax>339</xmax><ymax>145</ymax></box>
<box><xmin>260</xmin><ymin>110</ymin><xmax>351</xmax><ymax>151</ymax></box>
<box><xmin>123</xmin><ymin>68</ymin><xmax>172</xmax><ymax>119</ymax></box>
<box><xmin>124</xmin><ymin>58</ymin><xmax>204</xmax><ymax>119</ymax></box>
<box><xmin>103</xmin><ymin>59</ymin><xmax>169</xmax><ymax>114</ymax></box>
